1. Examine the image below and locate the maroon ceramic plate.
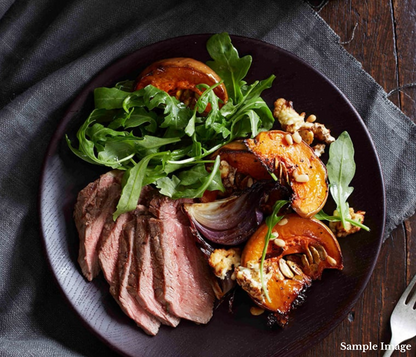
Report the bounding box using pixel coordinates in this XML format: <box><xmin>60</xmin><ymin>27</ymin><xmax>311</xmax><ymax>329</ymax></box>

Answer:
<box><xmin>39</xmin><ymin>34</ymin><xmax>385</xmax><ymax>357</ymax></box>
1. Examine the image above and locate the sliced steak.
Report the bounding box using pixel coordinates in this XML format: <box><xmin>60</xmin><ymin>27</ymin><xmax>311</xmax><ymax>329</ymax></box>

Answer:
<box><xmin>75</xmin><ymin>170</ymin><xmax>123</xmax><ymax>281</ymax></box>
<box><xmin>149</xmin><ymin>195</ymin><xmax>193</xmax><ymax>226</ymax></box>
<box><xmin>133</xmin><ymin>215</ymin><xmax>180</xmax><ymax>327</ymax></box>
<box><xmin>75</xmin><ymin>174</ymin><xmax>216</xmax><ymax>332</ymax></box>
<box><xmin>98</xmin><ymin>211</ymin><xmax>131</xmax><ymax>284</ymax></box>
<box><xmin>98</xmin><ymin>203</ymin><xmax>148</xmax><ymax>285</ymax></box>
<box><xmin>149</xmin><ymin>196</ymin><xmax>215</xmax><ymax>324</ymax></box>
<box><xmin>114</xmin><ymin>219</ymin><xmax>160</xmax><ymax>336</ymax></box>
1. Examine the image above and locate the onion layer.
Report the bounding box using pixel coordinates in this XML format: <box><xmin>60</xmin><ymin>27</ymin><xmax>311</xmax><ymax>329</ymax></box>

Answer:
<box><xmin>184</xmin><ymin>184</ymin><xmax>267</xmax><ymax>245</ymax></box>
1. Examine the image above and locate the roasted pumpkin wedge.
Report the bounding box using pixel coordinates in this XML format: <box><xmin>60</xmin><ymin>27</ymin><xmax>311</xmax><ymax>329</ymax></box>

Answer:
<box><xmin>245</xmin><ymin>130</ymin><xmax>329</xmax><ymax>218</ymax></box>
<box><xmin>211</xmin><ymin>140</ymin><xmax>271</xmax><ymax>181</ymax></box>
<box><xmin>135</xmin><ymin>57</ymin><xmax>228</xmax><ymax>108</ymax></box>
<box><xmin>236</xmin><ymin>214</ymin><xmax>343</xmax><ymax>321</ymax></box>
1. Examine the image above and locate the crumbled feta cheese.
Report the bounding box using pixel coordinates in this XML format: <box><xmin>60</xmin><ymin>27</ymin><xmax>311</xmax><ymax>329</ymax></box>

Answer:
<box><xmin>273</xmin><ymin>98</ymin><xmax>305</xmax><ymax>132</ymax></box>
<box><xmin>235</xmin><ymin>261</ymin><xmax>274</xmax><ymax>303</ymax></box>
<box><xmin>313</xmin><ymin>143</ymin><xmax>326</xmax><ymax>158</ymax></box>
<box><xmin>209</xmin><ymin>248</ymin><xmax>241</xmax><ymax>280</ymax></box>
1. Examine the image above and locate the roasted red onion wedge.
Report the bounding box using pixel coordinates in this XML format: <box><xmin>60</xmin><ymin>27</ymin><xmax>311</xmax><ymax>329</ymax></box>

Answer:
<box><xmin>184</xmin><ymin>183</ymin><xmax>270</xmax><ymax>246</ymax></box>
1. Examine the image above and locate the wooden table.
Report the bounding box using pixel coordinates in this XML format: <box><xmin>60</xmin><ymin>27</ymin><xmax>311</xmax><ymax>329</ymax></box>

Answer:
<box><xmin>302</xmin><ymin>1</ymin><xmax>416</xmax><ymax>356</ymax></box>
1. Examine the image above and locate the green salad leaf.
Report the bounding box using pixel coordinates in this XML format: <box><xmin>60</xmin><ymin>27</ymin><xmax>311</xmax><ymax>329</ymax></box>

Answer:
<box><xmin>66</xmin><ymin>32</ymin><xmax>275</xmax><ymax>219</ymax></box>
<box><xmin>260</xmin><ymin>200</ymin><xmax>289</xmax><ymax>302</ymax></box>
<box><xmin>326</xmin><ymin>131</ymin><xmax>355</xmax><ymax>227</ymax></box>
<box><xmin>112</xmin><ymin>152</ymin><xmax>167</xmax><ymax>220</ymax></box>
<box><xmin>156</xmin><ymin>155</ymin><xmax>224</xmax><ymax>199</ymax></box>
<box><xmin>206</xmin><ymin>32</ymin><xmax>252</xmax><ymax>103</ymax></box>
<box><xmin>316</xmin><ymin>131</ymin><xmax>369</xmax><ymax>232</ymax></box>
<box><xmin>314</xmin><ymin>210</ymin><xmax>369</xmax><ymax>231</ymax></box>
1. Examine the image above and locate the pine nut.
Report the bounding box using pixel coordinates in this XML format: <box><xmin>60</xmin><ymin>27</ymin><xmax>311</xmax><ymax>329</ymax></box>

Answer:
<box><xmin>285</xmin><ymin>134</ymin><xmax>293</xmax><ymax>145</ymax></box>
<box><xmin>294</xmin><ymin>173</ymin><xmax>309</xmax><ymax>183</ymax></box>
<box><xmin>273</xmin><ymin>238</ymin><xmax>286</xmax><ymax>247</ymax></box>
<box><xmin>292</xmin><ymin>131</ymin><xmax>302</xmax><ymax>144</ymax></box>
<box><xmin>306</xmin><ymin>114</ymin><xmax>317</xmax><ymax>123</ymax></box>
<box><xmin>278</xmin><ymin>218</ymin><xmax>289</xmax><ymax>226</ymax></box>
<box><xmin>275</xmin><ymin>268</ymin><xmax>285</xmax><ymax>281</ymax></box>
<box><xmin>270</xmin><ymin>232</ymin><xmax>279</xmax><ymax>240</ymax></box>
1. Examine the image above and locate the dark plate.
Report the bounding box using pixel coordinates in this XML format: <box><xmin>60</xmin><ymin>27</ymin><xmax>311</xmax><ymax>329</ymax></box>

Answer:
<box><xmin>39</xmin><ymin>34</ymin><xmax>385</xmax><ymax>357</ymax></box>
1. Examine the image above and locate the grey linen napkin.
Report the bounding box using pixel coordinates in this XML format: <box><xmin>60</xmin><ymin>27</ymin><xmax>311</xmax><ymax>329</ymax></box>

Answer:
<box><xmin>1</xmin><ymin>0</ymin><xmax>415</xmax><ymax>356</ymax></box>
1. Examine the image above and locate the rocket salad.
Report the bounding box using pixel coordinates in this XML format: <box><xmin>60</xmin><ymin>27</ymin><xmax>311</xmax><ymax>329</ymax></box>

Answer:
<box><xmin>66</xmin><ymin>32</ymin><xmax>276</xmax><ymax>220</ymax></box>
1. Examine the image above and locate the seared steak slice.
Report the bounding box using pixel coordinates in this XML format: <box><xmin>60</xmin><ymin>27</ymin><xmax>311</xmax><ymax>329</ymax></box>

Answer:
<box><xmin>98</xmin><ymin>204</ymin><xmax>148</xmax><ymax>285</ymax></box>
<box><xmin>133</xmin><ymin>215</ymin><xmax>180</xmax><ymax>327</ymax></box>
<box><xmin>98</xmin><ymin>211</ymin><xmax>131</xmax><ymax>284</ymax></box>
<box><xmin>149</xmin><ymin>197</ymin><xmax>215</xmax><ymax>324</ymax></box>
<box><xmin>115</xmin><ymin>219</ymin><xmax>160</xmax><ymax>336</ymax></box>
<box><xmin>149</xmin><ymin>195</ymin><xmax>193</xmax><ymax>226</ymax></box>
<box><xmin>75</xmin><ymin>170</ymin><xmax>123</xmax><ymax>281</ymax></box>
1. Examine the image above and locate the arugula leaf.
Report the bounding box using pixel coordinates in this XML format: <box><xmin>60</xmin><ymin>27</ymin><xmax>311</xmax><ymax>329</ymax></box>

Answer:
<box><xmin>113</xmin><ymin>152</ymin><xmax>167</xmax><ymax>220</ymax></box>
<box><xmin>156</xmin><ymin>156</ymin><xmax>224</xmax><ymax>199</ymax></box>
<box><xmin>94</xmin><ymin>87</ymin><xmax>132</xmax><ymax>110</ymax></box>
<box><xmin>242</xmin><ymin>76</ymin><xmax>275</xmax><ymax>101</ymax></box>
<box><xmin>94</xmin><ymin>86</ymin><xmax>192</xmax><ymax>131</ymax></box>
<box><xmin>224</xmin><ymin>77</ymin><xmax>275</xmax><ymax>139</ymax></box>
<box><xmin>326</xmin><ymin>131</ymin><xmax>356</xmax><ymax>229</ymax></box>
<box><xmin>87</xmin><ymin>123</ymin><xmax>127</xmax><ymax>143</ymax></box>
<box><xmin>66</xmin><ymin>109</ymin><xmax>125</xmax><ymax>167</ymax></box>
<box><xmin>206</xmin><ymin>32</ymin><xmax>252</xmax><ymax>103</ymax></box>
<box><xmin>123</xmin><ymin>108</ymin><xmax>158</xmax><ymax>133</ymax></box>
<box><xmin>145</xmin><ymin>87</ymin><xmax>191</xmax><ymax>129</ymax></box>
<box><xmin>314</xmin><ymin>210</ymin><xmax>370</xmax><ymax>231</ymax></box>
<box><xmin>97</xmin><ymin>140</ymin><xmax>135</xmax><ymax>166</ymax></box>
<box><xmin>184</xmin><ymin>111</ymin><xmax>197</xmax><ymax>137</ymax></box>
<box><xmin>132</xmin><ymin>136</ymin><xmax>180</xmax><ymax>156</ymax></box>
<box><xmin>66</xmin><ymin>136</ymin><xmax>99</xmax><ymax>166</ymax></box>
<box><xmin>199</xmin><ymin>84</ymin><xmax>222</xmax><ymax>130</ymax></box>
<box><xmin>260</xmin><ymin>200</ymin><xmax>289</xmax><ymax>302</ymax></box>
<box><xmin>185</xmin><ymin>82</ymin><xmax>223</xmax><ymax>138</ymax></box>
<box><xmin>115</xmin><ymin>80</ymin><xmax>135</xmax><ymax>92</ymax></box>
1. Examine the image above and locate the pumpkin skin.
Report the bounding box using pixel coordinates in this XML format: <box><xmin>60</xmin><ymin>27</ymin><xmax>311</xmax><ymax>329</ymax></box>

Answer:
<box><xmin>134</xmin><ymin>57</ymin><xmax>228</xmax><ymax>108</ymax></box>
<box><xmin>211</xmin><ymin>141</ymin><xmax>271</xmax><ymax>181</ymax></box>
<box><xmin>245</xmin><ymin>130</ymin><xmax>329</xmax><ymax>218</ymax></box>
<box><xmin>238</xmin><ymin>214</ymin><xmax>343</xmax><ymax>315</ymax></box>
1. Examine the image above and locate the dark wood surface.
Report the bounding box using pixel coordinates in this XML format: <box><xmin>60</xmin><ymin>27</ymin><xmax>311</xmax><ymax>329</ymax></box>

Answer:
<box><xmin>302</xmin><ymin>1</ymin><xmax>416</xmax><ymax>356</ymax></box>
